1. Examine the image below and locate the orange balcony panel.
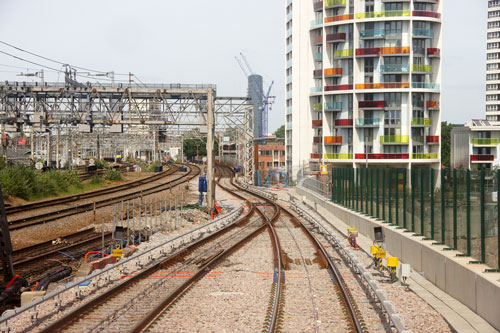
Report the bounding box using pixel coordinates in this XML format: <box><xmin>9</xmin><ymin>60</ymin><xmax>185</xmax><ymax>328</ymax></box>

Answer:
<box><xmin>355</xmin><ymin>82</ymin><xmax>410</xmax><ymax>89</ymax></box>
<box><xmin>324</xmin><ymin>136</ymin><xmax>342</xmax><ymax>144</ymax></box>
<box><xmin>324</xmin><ymin>14</ymin><xmax>353</xmax><ymax>23</ymax></box>
<box><xmin>427</xmin><ymin>101</ymin><xmax>440</xmax><ymax>109</ymax></box>
<box><xmin>380</xmin><ymin>47</ymin><xmax>410</xmax><ymax>55</ymax></box>
<box><xmin>310</xmin><ymin>153</ymin><xmax>322</xmax><ymax>159</ymax></box>
<box><xmin>324</xmin><ymin>68</ymin><xmax>342</xmax><ymax>76</ymax></box>
<box><xmin>312</xmin><ymin>120</ymin><xmax>323</xmax><ymax>127</ymax></box>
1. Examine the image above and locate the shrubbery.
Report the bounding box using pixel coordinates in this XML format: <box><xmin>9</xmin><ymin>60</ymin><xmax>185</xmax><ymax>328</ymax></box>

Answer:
<box><xmin>144</xmin><ymin>161</ymin><xmax>162</xmax><ymax>172</ymax></box>
<box><xmin>104</xmin><ymin>168</ymin><xmax>123</xmax><ymax>181</ymax></box>
<box><xmin>94</xmin><ymin>159</ymin><xmax>108</xmax><ymax>169</ymax></box>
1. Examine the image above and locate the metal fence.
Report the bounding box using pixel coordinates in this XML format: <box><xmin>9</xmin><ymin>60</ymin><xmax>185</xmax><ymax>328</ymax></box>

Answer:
<box><xmin>328</xmin><ymin>167</ymin><xmax>500</xmax><ymax>272</ymax></box>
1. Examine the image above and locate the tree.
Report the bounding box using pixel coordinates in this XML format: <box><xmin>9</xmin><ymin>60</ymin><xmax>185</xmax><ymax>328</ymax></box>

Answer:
<box><xmin>182</xmin><ymin>135</ymin><xmax>219</xmax><ymax>160</ymax></box>
<box><xmin>441</xmin><ymin>121</ymin><xmax>454</xmax><ymax>168</ymax></box>
<box><xmin>274</xmin><ymin>125</ymin><xmax>285</xmax><ymax>139</ymax></box>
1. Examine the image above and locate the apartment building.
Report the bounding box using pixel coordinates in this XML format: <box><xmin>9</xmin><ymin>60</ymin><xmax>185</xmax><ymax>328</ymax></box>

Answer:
<box><xmin>487</xmin><ymin>0</ymin><xmax>500</xmax><ymax>121</ymax></box>
<box><xmin>285</xmin><ymin>0</ymin><xmax>442</xmax><ymax>176</ymax></box>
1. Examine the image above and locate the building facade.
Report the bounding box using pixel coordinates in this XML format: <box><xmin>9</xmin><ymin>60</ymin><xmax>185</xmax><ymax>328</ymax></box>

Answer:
<box><xmin>254</xmin><ymin>137</ymin><xmax>286</xmax><ymax>184</ymax></box>
<box><xmin>487</xmin><ymin>0</ymin><xmax>500</xmax><ymax>121</ymax></box>
<box><xmin>285</xmin><ymin>0</ymin><xmax>442</xmax><ymax>176</ymax></box>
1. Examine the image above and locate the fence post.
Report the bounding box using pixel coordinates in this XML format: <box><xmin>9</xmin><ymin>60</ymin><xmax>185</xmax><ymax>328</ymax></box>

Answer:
<box><xmin>430</xmin><ymin>168</ymin><xmax>435</xmax><ymax>240</ymax></box>
<box><xmin>376</xmin><ymin>168</ymin><xmax>380</xmax><ymax>219</ymax></box>
<box><xmin>411</xmin><ymin>168</ymin><xmax>415</xmax><ymax>232</ymax></box>
<box><xmin>441</xmin><ymin>168</ymin><xmax>446</xmax><ymax>244</ymax></box>
<box><xmin>453</xmin><ymin>168</ymin><xmax>458</xmax><ymax>250</ymax></box>
<box><xmin>365</xmin><ymin>167</ymin><xmax>369</xmax><ymax>214</ymax></box>
<box><xmin>395</xmin><ymin>169</ymin><xmax>399</xmax><ymax>226</ymax></box>
<box><xmin>351</xmin><ymin>168</ymin><xmax>354</xmax><ymax>209</ymax></box>
<box><xmin>382</xmin><ymin>169</ymin><xmax>386</xmax><ymax>221</ymax></box>
<box><xmin>370</xmin><ymin>168</ymin><xmax>374</xmax><ymax>216</ymax></box>
<box><xmin>420</xmin><ymin>168</ymin><xmax>425</xmax><ymax>236</ymax></box>
<box><xmin>360</xmin><ymin>168</ymin><xmax>364</xmax><ymax>212</ymax></box>
<box><xmin>467</xmin><ymin>169</ymin><xmax>471</xmax><ymax>256</ymax></box>
<box><xmin>388</xmin><ymin>168</ymin><xmax>392</xmax><ymax>224</ymax></box>
<box><xmin>403</xmin><ymin>169</ymin><xmax>407</xmax><ymax>229</ymax></box>
<box><xmin>481</xmin><ymin>168</ymin><xmax>486</xmax><ymax>263</ymax></box>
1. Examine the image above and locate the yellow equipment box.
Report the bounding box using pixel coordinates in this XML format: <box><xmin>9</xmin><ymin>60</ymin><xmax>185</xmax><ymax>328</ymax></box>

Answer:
<box><xmin>371</xmin><ymin>245</ymin><xmax>379</xmax><ymax>255</ymax></box>
<box><xmin>375</xmin><ymin>250</ymin><xmax>387</xmax><ymax>259</ymax></box>
<box><xmin>387</xmin><ymin>257</ymin><xmax>399</xmax><ymax>267</ymax></box>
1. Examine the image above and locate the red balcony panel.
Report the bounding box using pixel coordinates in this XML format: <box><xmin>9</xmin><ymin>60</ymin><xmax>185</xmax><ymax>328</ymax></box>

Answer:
<box><xmin>356</xmin><ymin>48</ymin><xmax>381</xmax><ymax>56</ymax></box>
<box><xmin>471</xmin><ymin>155</ymin><xmax>494</xmax><ymax>162</ymax></box>
<box><xmin>326</xmin><ymin>33</ymin><xmax>346</xmax><ymax>43</ymax></box>
<box><xmin>359</xmin><ymin>100</ymin><xmax>385</xmax><ymax>108</ymax></box>
<box><xmin>310</xmin><ymin>153</ymin><xmax>322</xmax><ymax>159</ymax></box>
<box><xmin>427</xmin><ymin>48</ymin><xmax>441</xmax><ymax>56</ymax></box>
<box><xmin>413</xmin><ymin>11</ymin><xmax>441</xmax><ymax>19</ymax></box>
<box><xmin>313</xmin><ymin>69</ymin><xmax>323</xmax><ymax>77</ymax></box>
<box><xmin>355</xmin><ymin>153</ymin><xmax>410</xmax><ymax>160</ymax></box>
<box><xmin>313</xmin><ymin>1</ymin><xmax>323</xmax><ymax>11</ymax></box>
<box><xmin>313</xmin><ymin>35</ymin><xmax>323</xmax><ymax>44</ymax></box>
<box><xmin>312</xmin><ymin>120</ymin><xmax>323</xmax><ymax>127</ymax></box>
<box><xmin>335</xmin><ymin>119</ymin><xmax>353</xmax><ymax>126</ymax></box>
<box><xmin>426</xmin><ymin>136</ymin><xmax>439</xmax><ymax>143</ymax></box>
<box><xmin>324</xmin><ymin>84</ymin><xmax>353</xmax><ymax>91</ymax></box>
<box><xmin>313</xmin><ymin>136</ymin><xmax>322</xmax><ymax>143</ymax></box>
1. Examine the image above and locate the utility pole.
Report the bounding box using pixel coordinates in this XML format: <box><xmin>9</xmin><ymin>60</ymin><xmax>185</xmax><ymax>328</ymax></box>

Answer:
<box><xmin>30</xmin><ymin>128</ymin><xmax>34</xmax><ymax>161</ymax></box>
<box><xmin>56</xmin><ymin>127</ymin><xmax>60</xmax><ymax>168</ymax></box>
<box><xmin>206</xmin><ymin>88</ymin><xmax>216</xmax><ymax>213</ymax></box>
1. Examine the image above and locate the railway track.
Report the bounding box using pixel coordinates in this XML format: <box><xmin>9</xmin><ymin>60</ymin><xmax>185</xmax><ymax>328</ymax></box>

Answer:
<box><xmin>7</xmin><ymin>164</ymin><xmax>198</xmax><ymax>230</ymax></box>
<box><xmin>78</xmin><ymin>164</ymin><xmax>131</xmax><ymax>181</ymax></box>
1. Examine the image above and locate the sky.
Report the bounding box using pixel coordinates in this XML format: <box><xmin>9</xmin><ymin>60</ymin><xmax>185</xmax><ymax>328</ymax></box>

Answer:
<box><xmin>0</xmin><ymin>0</ymin><xmax>489</xmax><ymax>132</ymax></box>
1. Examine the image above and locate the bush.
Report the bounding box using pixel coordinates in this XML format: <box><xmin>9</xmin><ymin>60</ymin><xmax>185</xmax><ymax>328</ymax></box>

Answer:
<box><xmin>94</xmin><ymin>159</ymin><xmax>108</xmax><ymax>169</ymax></box>
<box><xmin>145</xmin><ymin>161</ymin><xmax>162</xmax><ymax>172</ymax></box>
<box><xmin>90</xmin><ymin>174</ymin><xmax>102</xmax><ymax>185</ymax></box>
<box><xmin>104</xmin><ymin>168</ymin><xmax>123</xmax><ymax>181</ymax></box>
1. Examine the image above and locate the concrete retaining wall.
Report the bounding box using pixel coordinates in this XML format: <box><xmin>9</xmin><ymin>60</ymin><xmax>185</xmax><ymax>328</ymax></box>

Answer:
<box><xmin>296</xmin><ymin>186</ymin><xmax>500</xmax><ymax>331</ymax></box>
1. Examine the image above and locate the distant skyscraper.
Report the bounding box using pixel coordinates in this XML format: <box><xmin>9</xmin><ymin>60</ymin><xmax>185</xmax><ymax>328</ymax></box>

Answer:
<box><xmin>285</xmin><ymin>0</ymin><xmax>442</xmax><ymax>175</ymax></box>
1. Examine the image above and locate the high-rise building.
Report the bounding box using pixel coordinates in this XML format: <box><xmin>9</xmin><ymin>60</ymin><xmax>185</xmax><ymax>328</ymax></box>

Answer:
<box><xmin>487</xmin><ymin>0</ymin><xmax>500</xmax><ymax>121</ymax></box>
<box><xmin>285</xmin><ymin>0</ymin><xmax>442</xmax><ymax>176</ymax></box>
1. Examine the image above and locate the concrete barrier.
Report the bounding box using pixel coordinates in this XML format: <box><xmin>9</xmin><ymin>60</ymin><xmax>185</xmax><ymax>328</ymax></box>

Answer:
<box><xmin>296</xmin><ymin>185</ymin><xmax>500</xmax><ymax>331</ymax></box>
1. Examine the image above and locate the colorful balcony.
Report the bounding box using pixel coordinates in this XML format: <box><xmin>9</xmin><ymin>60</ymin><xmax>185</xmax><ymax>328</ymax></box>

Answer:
<box><xmin>313</xmin><ymin>103</ymin><xmax>323</xmax><ymax>111</ymax></box>
<box><xmin>324</xmin><ymin>136</ymin><xmax>342</xmax><ymax>144</ymax></box>
<box><xmin>325</xmin><ymin>84</ymin><xmax>353</xmax><ymax>91</ymax></box>
<box><xmin>412</xmin><ymin>64</ymin><xmax>433</xmax><ymax>73</ymax></box>
<box><xmin>356</xmin><ymin>11</ymin><xmax>411</xmax><ymax>19</ymax></box>
<box><xmin>310</xmin><ymin>87</ymin><xmax>323</xmax><ymax>94</ymax></box>
<box><xmin>355</xmin><ymin>82</ymin><xmax>410</xmax><ymax>89</ymax></box>
<box><xmin>427</xmin><ymin>101</ymin><xmax>440</xmax><ymax>109</ymax></box>
<box><xmin>380</xmin><ymin>136</ymin><xmax>410</xmax><ymax>144</ymax></box>
<box><xmin>325</xmin><ymin>0</ymin><xmax>346</xmax><ymax>8</ymax></box>
<box><xmin>359</xmin><ymin>29</ymin><xmax>385</xmax><ymax>38</ymax></box>
<box><xmin>411</xmin><ymin>118</ymin><xmax>432</xmax><ymax>126</ymax></box>
<box><xmin>313</xmin><ymin>1</ymin><xmax>323</xmax><ymax>11</ymax></box>
<box><xmin>411</xmin><ymin>83</ymin><xmax>440</xmax><ymax>89</ymax></box>
<box><xmin>428</xmin><ymin>48</ymin><xmax>441</xmax><ymax>57</ymax></box>
<box><xmin>334</xmin><ymin>49</ymin><xmax>354</xmax><ymax>58</ymax></box>
<box><xmin>355</xmin><ymin>118</ymin><xmax>380</xmax><ymax>127</ymax></box>
<box><xmin>286</xmin><ymin>121</ymin><xmax>292</xmax><ymax>129</ymax></box>
<box><xmin>413</xmin><ymin>11</ymin><xmax>441</xmax><ymax>19</ymax></box>
<box><xmin>313</xmin><ymin>69</ymin><xmax>322</xmax><ymax>78</ymax></box>
<box><xmin>324</xmin><ymin>153</ymin><xmax>353</xmax><ymax>159</ymax></box>
<box><xmin>380</xmin><ymin>64</ymin><xmax>410</xmax><ymax>73</ymax></box>
<box><xmin>413</xmin><ymin>29</ymin><xmax>434</xmax><ymax>38</ymax></box>
<box><xmin>326</xmin><ymin>33</ymin><xmax>346</xmax><ymax>43</ymax></box>
<box><xmin>311</xmin><ymin>19</ymin><xmax>323</xmax><ymax>28</ymax></box>
<box><xmin>426</xmin><ymin>136</ymin><xmax>440</xmax><ymax>144</ymax></box>
<box><xmin>313</xmin><ymin>35</ymin><xmax>323</xmax><ymax>45</ymax></box>
<box><xmin>380</xmin><ymin>47</ymin><xmax>410</xmax><ymax>55</ymax></box>
<box><xmin>472</xmin><ymin>138</ymin><xmax>499</xmax><ymax>145</ymax></box>
<box><xmin>314</xmin><ymin>53</ymin><xmax>323</xmax><ymax>61</ymax></box>
<box><xmin>312</xmin><ymin>120</ymin><xmax>323</xmax><ymax>127</ymax></box>
<box><xmin>412</xmin><ymin>153</ymin><xmax>439</xmax><ymax>159</ymax></box>
<box><xmin>471</xmin><ymin>155</ymin><xmax>494</xmax><ymax>162</ymax></box>
<box><xmin>355</xmin><ymin>153</ymin><xmax>410</xmax><ymax>160</ymax></box>
<box><xmin>335</xmin><ymin>119</ymin><xmax>353</xmax><ymax>126</ymax></box>
<box><xmin>324</xmin><ymin>68</ymin><xmax>342</xmax><ymax>77</ymax></box>
<box><xmin>358</xmin><ymin>100</ymin><xmax>385</xmax><ymax>109</ymax></box>
<box><xmin>286</xmin><ymin>106</ymin><xmax>292</xmax><ymax>115</ymax></box>
<box><xmin>324</xmin><ymin>14</ymin><xmax>354</xmax><ymax>23</ymax></box>
<box><xmin>310</xmin><ymin>153</ymin><xmax>322</xmax><ymax>159</ymax></box>
<box><xmin>356</xmin><ymin>48</ymin><xmax>381</xmax><ymax>57</ymax></box>
<box><xmin>313</xmin><ymin>136</ymin><xmax>323</xmax><ymax>144</ymax></box>
<box><xmin>324</xmin><ymin>102</ymin><xmax>343</xmax><ymax>111</ymax></box>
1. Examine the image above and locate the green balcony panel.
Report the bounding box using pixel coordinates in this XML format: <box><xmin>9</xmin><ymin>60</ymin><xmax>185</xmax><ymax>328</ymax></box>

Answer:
<box><xmin>411</xmin><ymin>64</ymin><xmax>433</xmax><ymax>72</ymax></box>
<box><xmin>324</xmin><ymin>153</ymin><xmax>353</xmax><ymax>159</ymax></box>
<box><xmin>334</xmin><ymin>49</ymin><xmax>354</xmax><ymax>58</ymax></box>
<box><xmin>411</xmin><ymin>118</ymin><xmax>432</xmax><ymax>125</ymax></box>
<box><xmin>325</xmin><ymin>0</ymin><xmax>346</xmax><ymax>6</ymax></box>
<box><xmin>472</xmin><ymin>138</ymin><xmax>499</xmax><ymax>145</ymax></box>
<box><xmin>412</xmin><ymin>153</ymin><xmax>439</xmax><ymax>159</ymax></box>
<box><xmin>356</xmin><ymin>11</ymin><xmax>411</xmax><ymax>19</ymax></box>
<box><xmin>313</xmin><ymin>103</ymin><xmax>323</xmax><ymax>111</ymax></box>
<box><xmin>380</xmin><ymin>136</ymin><xmax>410</xmax><ymax>143</ymax></box>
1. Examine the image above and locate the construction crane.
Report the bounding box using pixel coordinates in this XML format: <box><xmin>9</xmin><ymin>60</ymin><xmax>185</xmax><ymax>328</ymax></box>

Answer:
<box><xmin>235</xmin><ymin>52</ymin><xmax>275</xmax><ymax>137</ymax></box>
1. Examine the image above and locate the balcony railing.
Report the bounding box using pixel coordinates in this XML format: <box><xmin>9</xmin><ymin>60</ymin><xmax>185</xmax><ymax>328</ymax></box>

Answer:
<box><xmin>313</xmin><ymin>103</ymin><xmax>323</xmax><ymax>111</ymax></box>
<box><xmin>286</xmin><ymin>106</ymin><xmax>292</xmax><ymax>115</ymax></box>
<box><xmin>324</xmin><ymin>68</ymin><xmax>342</xmax><ymax>76</ymax></box>
<box><xmin>411</xmin><ymin>83</ymin><xmax>440</xmax><ymax>89</ymax></box>
<box><xmin>358</xmin><ymin>100</ymin><xmax>385</xmax><ymax>108</ymax></box>
<box><xmin>413</xmin><ymin>136</ymin><xmax>425</xmax><ymax>144</ymax></box>
<box><xmin>324</xmin><ymin>136</ymin><xmax>342</xmax><ymax>144</ymax></box>
<box><xmin>313</xmin><ymin>136</ymin><xmax>323</xmax><ymax>144</ymax></box>
<box><xmin>411</xmin><ymin>118</ymin><xmax>432</xmax><ymax>125</ymax></box>
<box><xmin>310</xmin><ymin>19</ymin><xmax>323</xmax><ymax>28</ymax></box>
<box><xmin>325</xmin><ymin>0</ymin><xmax>346</xmax><ymax>7</ymax></box>
<box><xmin>286</xmin><ymin>121</ymin><xmax>292</xmax><ymax>129</ymax></box>
<box><xmin>356</xmin><ymin>48</ymin><xmax>380</xmax><ymax>56</ymax></box>
<box><xmin>324</xmin><ymin>14</ymin><xmax>353</xmax><ymax>23</ymax></box>
<box><xmin>412</xmin><ymin>153</ymin><xmax>439</xmax><ymax>159</ymax></box>
<box><xmin>326</xmin><ymin>33</ymin><xmax>346</xmax><ymax>43</ymax></box>
<box><xmin>413</xmin><ymin>11</ymin><xmax>441</xmax><ymax>19</ymax></box>
<box><xmin>413</xmin><ymin>29</ymin><xmax>434</xmax><ymax>37</ymax></box>
<box><xmin>325</xmin><ymin>84</ymin><xmax>353</xmax><ymax>91</ymax></box>
<box><xmin>335</xmin><ymin>119</ymin><xmax>353</xmax><ymax>126</ymax></box>
<box><xmin>313</xmin><ymin>1</ymin><xmax>323</xmax><ymax>11</ymax></box>
<box><xmin>313</xmin><ymin>69</ymin><xmax>322</xmax><ymax>78</ymax></box>
<box><xmin>355</xmin><ymin>82</ymin><xmax>410</xmax><ymax>89</ymax></box>
<box><xmin>355</xmin><ymin>118</ymin><xmax>380</xmax><ymax>126</ymax></box>
<box><xmin>426</xmin><ymin>136</ymin><xmax>439</xmax><ymax>143</ymax></box>
<box><xmin>471</xmin><ymin>154</ymin><xmax>494</xmax><ymax>162</ymax></box>
<box><xmin>428</xmin><ymin>48</ymin><xmax>441</xmax><ymax>57</ymax></box>
<box><xmin>472</xmin><ymin>138</ymin><xmax>499</xmax><ymax>145</ymax></box>
<box><xmin>313</xmin><ymin>35</ymin><xmax>323</xmax><ymax>45</ymax></box>
<box><xmin>334</xmin><ymin>49</ymin><xmax>354</xmax><ymax>58</ymax></box>
<box><xmin>356</xmin><ymin>11</ymin><xmax>411</xmax><ymax>19</ymax></box>
<box><xmin>312</xmin><ymin>120</ymin><xmax>323</xmax><ymax>127</ymax></box>
<box><xmin>359</xmin><ymin>29</ymin><xmax>386</xmax><ymax>38</ymax></box>
<box><xmin>380</xmin><ymin>136</ymin><xmax>410</xmax><ymax>143</ymax></box>
<box><xmin>355</xmin><ymin>153</ymin><xmax>410</xmax><ymax>159</ymax></box>
<box><xmin>380</xmin><ymin>46</ymin><xmax>410</xmax><ymax>55</ymax></box>
<box><xmin>324</xmin><ymin>153</ymin><xmax>353</xmax><ymax>159</ymax></box>
<box><xmin>412</xmin><ymin>64</ymin><xmax>433</xmax><ymax>72</ymax></box>
<box><xmin>314</xmin><ymin>53</ymin><xmax>323</xmax><ymax>61</ymax></box>
<box><xmin>310</xmin><ymin>153</ymin><xmax>322</xmax><ymax>159</ymax></box>
<box><xmin>324</xmin><ymin>102</ymin><xmax>343</xmax><ymax>110</ymax></box>
<box><xmin>310</xmin><ymin>87</ymin><xmax>323</xmax><ymax>93</ymax></box>
<box><xmin>380</xmin><ymin>64</ymin><xmax>410</xmax><ymax>73</ymax></box>
<box><xmin>427</xmin><ymin>101</ymin><xmax>440</xmax><ymax>109</ymax></box>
